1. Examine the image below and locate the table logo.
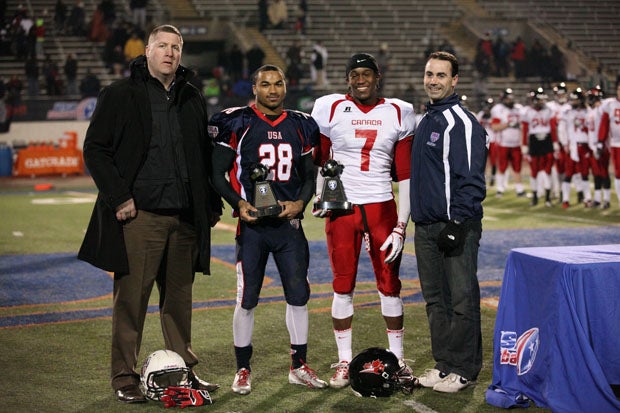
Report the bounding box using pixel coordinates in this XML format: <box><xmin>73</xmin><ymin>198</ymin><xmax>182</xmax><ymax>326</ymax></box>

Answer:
<box><xmin>499</xmin><ymin>328</ymin><xmax>539</xmax><ymax>375</ymax></box>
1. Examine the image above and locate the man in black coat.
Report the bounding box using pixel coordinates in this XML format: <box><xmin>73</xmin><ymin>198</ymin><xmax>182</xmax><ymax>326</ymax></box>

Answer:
<box><xmin>78</xmin><ymin>24</ymin><xmax>222</xmax><ymax>404</ymax></box>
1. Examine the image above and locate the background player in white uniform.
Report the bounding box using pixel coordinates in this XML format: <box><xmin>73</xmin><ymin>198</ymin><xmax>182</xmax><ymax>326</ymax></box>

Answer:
<box><xmin>557</xmin><ymin>88</ymin><xmax>592</xmax><ymax>208</ymax></box>
<box><xmin>490</xmin><ymin>88</ymin><xmax>525</xmax><ymax>197</ymax></box>
<box><xmin>597</xmin><ymin>79</ymin><xmax>620</xmax><ymax>206</ymax></box>
<box><xmin>311</xmin><ymin>53</ymin><xmax>415</xmax><ymax>389</ymax></box>
<box><xmin>521</xmin><ymin>88</ymin><xmax>558</xmax><ymax>207</ymax></box>
<box><xmin>587</xmin><ymin>86</ymin><xmax>611</xmax><ymax>208</ymax></box>
<box><xmin>547</xmin><ymin>83</ymin><xmax>572</xmax><ymax>198</ymax></box>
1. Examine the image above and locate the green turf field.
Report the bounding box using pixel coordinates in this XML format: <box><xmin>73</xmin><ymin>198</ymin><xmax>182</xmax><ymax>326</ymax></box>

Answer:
<box><xmin>1</xmin><ymin>179</ymin><xmax>618</xmax><ymax>412</ymax></box>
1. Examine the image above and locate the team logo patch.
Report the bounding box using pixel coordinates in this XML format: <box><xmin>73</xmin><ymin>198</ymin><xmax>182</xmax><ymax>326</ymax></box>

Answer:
<box><xmin>430</xmin><ymin>132</ymin><xmax>440</xmax><ymax>142</ymax></box>
<box><xmin>499</xmin><ymin>328</ymin><xmax>540</xmax><ymax>375</ymax></box>
<box><xmin>360</xmin><ymin>359</ymin><xmax>388</xmax><ymax>377</ymax></box>
<box><xmin>207</xmin><ymin>125</ymin><xmax>219</xmax><ymax>138</ymax></box>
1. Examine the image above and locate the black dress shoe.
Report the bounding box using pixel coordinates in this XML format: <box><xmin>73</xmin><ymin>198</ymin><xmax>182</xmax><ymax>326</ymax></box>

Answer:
<box><xmin>189</xmin><ymin>369</ymin><xmax>220</xmax><ymax>392</ymax></box>
<box><xmin>115</xmin><ymin>384</ymin><xmax>147</xmax><ymax>403</ymax></box>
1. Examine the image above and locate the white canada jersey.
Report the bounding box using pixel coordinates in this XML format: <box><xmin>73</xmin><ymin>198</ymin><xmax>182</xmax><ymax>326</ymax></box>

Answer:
<box><xmin>558</xmin><ymin>107</ymin><xmax>589</xmax><ymax>145</ymax></box>
<box><xmin>546</xmin><ymin>100</ymin><xmax>571</xmax><ymax>119</ymax></box>
<box><xmin>491</xmin><ymin>103</ymin><xmax>522</xmax><ymax>147</ymax></box>
<box><xmin>599</xmin><ymin>97</ymin><xmax>620</xmax><ymax>148</ymax></box>
<box><xmin>522</xmin><ymin>106</ymin><xmax>554</xmax><ymax>136</ymax></box>
<box><xmin>311</xmin><ymin>94</ymin><xmax>415</xmax><ymax>204</ymax></box>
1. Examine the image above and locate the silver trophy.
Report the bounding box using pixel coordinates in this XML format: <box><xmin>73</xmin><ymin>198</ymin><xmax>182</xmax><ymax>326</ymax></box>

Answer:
<box><xmin>248</xmin><ymin>163</ymin><xmax>284</xmax><ymax>218</ymax></box>
<box><xmin>314</xmin><ymin>159</ymin><xmax>353</xmax><ymax>211</ymax></box>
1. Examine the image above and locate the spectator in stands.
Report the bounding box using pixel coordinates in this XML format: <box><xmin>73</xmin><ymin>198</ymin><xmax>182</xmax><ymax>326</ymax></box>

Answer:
<box><xmin>474</xmin><ymin>39</ymin><xmax>491</xmax><ymax>79</ymax></box>
<box><xmin>0</xmin><ymin>25</ymin><xmax>10</xmax><ymax>56</ymax></box>
<box><xmin>24</xmin><ymin>56</ymin><xmax>39</xmax><ymax>96</ymax></box>
<box><xmin>231</xmin><ymin>74</ymin><xmax>252</xmax><ymax>100</ymax></box>
<box><xmin>54</xmin><ymin>0</ymin><xmax>67</xmax><ymax>34</ymax></box>
<box><xmin>79</xmin><ymin>69</ymin><xmax>101</xmax><ymax>98</ymax></box>
<box><xmin>589</xmin><ymin>65</ymin><xmax>610</xmax><ymax>91</ymax></box>
<box><xmin>310</xmin><ymin>39</ymin><xmax>328</xmax><ymax>88</ymax></box>
<box><xmin>227</xmin><ymin>43</ymin><xmax>244</xmax><ymax>83</ymax></box>
<box><xmin>6</xmin><ymin>75</ymin><xmax>24</xmax><ymax>106</ymax></box>
<box><xmin>268</xmin><ymin>0</ymin><xmax>288</xmax><ymax>30</ymax></box>
<box><xmin>246</xmin><ymin>42</ymin><xmax>265</xmax><ymax>75</ymax></box>
<box><xmin>108</xmin><ymin>44</ymin><xmax>126</xmax><ymax>76</ymax></box>
<box><xmin>528</xmin><ymin>39</ymin><xmax>547</xmax><ymax>79</ymax></box>
<box><xmin>89</xmin><ymin>3</ymin><xmax>110</xmax><ymax>42</ymax></box>
<box><xmin>548</xmin><ymin>44</ymin><xmax>565</xmax><ymax>82</ymax></box>
<box><xmin>294</xmin><ymin>0</ymin><xmax>308</xmax><ymax>35</ymax></box>
<box><xmin>257</xmin><ymin>0</ymin><xmax>268</xmax><ymax>32</ymax></box>
<box><xmin>34</xmin><ymin>18</ymin><xmax>45</xmax><ymax>59</ymax></box>
<box><xmin>124</xmin><ymin>30</ymin><xmax>145</xmax><ymax>63</ymax></box>
<box><xmin>286</xmin><ymin>39</ymin><xmax>303</xmax><ymax>67</ymax></box>
<box><xmin>98</xmin><ymin>0</ymin><xmax>116</xmax><ymax>27</ymax></box>
<box><xmin>64</xmin><ymin>53</ymin><xmax>78</xmax><ymax>95</ymax></box>
<box><xmin>510</xmin><ymin>36</ymin><xmax>526</xmax><ymax>79</ymax></box>
<box><xmin>492</xmin><ymin>35</ymin><xmax>510</xmax><ymax>77</ymax></box>
<box><xmin>66</xmin><ymin>1</ymin><xmax>86</xmax><ymax>37</ymax></box>
<box><xmin>130</xmin><ymin>0</ymin><xmax>147</xmax><ymax>30</ymax></box>
<box><xmin>43</xmin><ymin>55</ymin><xmax>60</xmax><ymax>95</ymax></box>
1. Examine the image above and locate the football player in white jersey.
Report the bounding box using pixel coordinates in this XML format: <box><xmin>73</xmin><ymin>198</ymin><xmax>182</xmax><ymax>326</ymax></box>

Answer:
<box><xmin>587</xmin><ymin>86</ymin><xmax>611</xmax><ymax>208</ymax></box>
<box><xmin>311</xmin><ymin>53</ymin><xmax>415</xmax><ymax>389</ymax></box>
<box><xmin>490</xmin><ymin>88</ymin><xmax>525</xmax><ymax>197</ymax></box>
<box><xmin>598</xmin><ymin>79</ymin><xmax>620</xmax><ymax>206</ymax></box>
<box><xmin>557</xmin><ymin>88</ymin><xmax>592</xmax><ymax>208</ymax></box>
<box><xmin>547</xmin><ymin>83</ymin><xmax>572</xmax><ymax>198</ymax></box>
<box><xmin>521</xmin><ymin>88</ymin><xmax>558</xmax><ymax>207</ymax></box>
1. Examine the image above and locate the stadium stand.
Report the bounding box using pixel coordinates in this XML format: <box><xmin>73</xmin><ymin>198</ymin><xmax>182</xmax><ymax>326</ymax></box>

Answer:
<box><xmin>1</xmin><ymin>0</ymin><xmax>617</xmax><ymax>116</ymax></box>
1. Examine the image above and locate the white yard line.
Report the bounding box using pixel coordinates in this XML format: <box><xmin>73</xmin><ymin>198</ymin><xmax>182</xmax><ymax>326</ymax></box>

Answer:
<box><xmin>403</xmin><ymin>399</ymin><xmax>440</xmax><ymax>413</ymax></box>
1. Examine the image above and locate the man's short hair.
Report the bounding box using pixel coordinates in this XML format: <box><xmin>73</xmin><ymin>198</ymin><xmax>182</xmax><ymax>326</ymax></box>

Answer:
<box><xmin>427</xmin><ymin>51</ymin><xmax>458</xmax><ymax>77</ymax></box>
<box><xmin>148</xmin><ymin>24</ymin><xmax>183</xmax><ymax>47</ymax></box>
<box><xmin>251</xmin><ymin>65</ymin><xmax>287</xmax><ymax>85</ymax></box>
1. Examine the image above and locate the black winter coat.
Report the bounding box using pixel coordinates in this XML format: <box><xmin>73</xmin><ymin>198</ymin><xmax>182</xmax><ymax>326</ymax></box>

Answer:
<box><xmin>78</xmin><ymin>56</ymin><xmax>222</xmax><ymax>274</ymax></box>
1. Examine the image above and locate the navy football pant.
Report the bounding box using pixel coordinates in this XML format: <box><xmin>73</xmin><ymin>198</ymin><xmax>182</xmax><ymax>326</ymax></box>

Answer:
<box><xmin>236</xmin><ymin>218</ymin><xmax>310</xmax><ymax>309</ymax></box>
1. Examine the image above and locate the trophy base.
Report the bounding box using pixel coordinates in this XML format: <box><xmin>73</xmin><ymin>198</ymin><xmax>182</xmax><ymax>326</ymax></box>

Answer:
<box><xmin>313</xmin><ymin>201</ymin><xmax>354</xmax><ymax>211</ymax></box>
<box><xmin>248</xmin><ymin>205</ymin><xmax>284</xmax><ymax>218</ymax></box>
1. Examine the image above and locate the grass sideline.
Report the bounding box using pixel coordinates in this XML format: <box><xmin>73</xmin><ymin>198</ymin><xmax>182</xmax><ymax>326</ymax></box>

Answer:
<box><xmin>1</xmin><ymin>178</ymin><xmax>619</xmax><ymax>412</ymax></box>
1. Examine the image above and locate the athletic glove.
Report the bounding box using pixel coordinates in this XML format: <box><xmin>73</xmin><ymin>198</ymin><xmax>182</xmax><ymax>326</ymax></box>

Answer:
<box><xmin>161</xmin><ymin>387</ymin><xmax>213</xmax><ymax>408</ymax></box>
<box><xmin>437</xmin><ymin>220</ymin><xmax>465</xmax><ymax>254</ymax></box>
<box><xmin>311</xmin><ymin>195</ymin><xmax>330</xmax><ymax>218</ymax></box>
<box><xmin>380</xmin><ymin>222</ymin><xmax>406</xmax><ymax>263</ymax></box>
<box><xmin>594</xmin><ymin>142</ymin><xmax>604</xmax><ymax>160</ymax></box>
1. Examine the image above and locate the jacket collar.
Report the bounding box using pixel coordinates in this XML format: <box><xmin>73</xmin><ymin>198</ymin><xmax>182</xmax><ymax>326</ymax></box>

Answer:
<box><xmin>427</xmin><ymin>93</ymin><xmax>459</xmax><ymax>112</ymax></box>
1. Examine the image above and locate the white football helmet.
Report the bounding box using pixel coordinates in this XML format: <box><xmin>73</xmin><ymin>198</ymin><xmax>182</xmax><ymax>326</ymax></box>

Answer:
<box><xmin>140</xmin><ymin>350</ymin><xmax>190</xmax><ymax>400</ymax></box>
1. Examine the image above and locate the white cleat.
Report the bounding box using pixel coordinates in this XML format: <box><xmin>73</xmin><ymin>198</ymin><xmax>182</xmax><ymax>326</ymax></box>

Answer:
<box><xmin>231</xmin><ymin>368</ymin><xmax>251</xmax><ymax>395</ymax></box>
<box><xmin>288</xmin><ymin>363</ymin><xmax>328</xmax><ymax>389</ymax></box>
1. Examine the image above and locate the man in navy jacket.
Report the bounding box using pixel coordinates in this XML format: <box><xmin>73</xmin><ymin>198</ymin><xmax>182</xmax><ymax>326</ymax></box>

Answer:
<box><xmin>410</xmin><ymin>51</ymin><xmax>487</xmax><ymax>393</ymax></box>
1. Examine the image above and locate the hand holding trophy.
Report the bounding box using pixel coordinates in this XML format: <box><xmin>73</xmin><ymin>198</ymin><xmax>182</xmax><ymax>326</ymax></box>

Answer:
<box><xmin>248</xmin><ymin>162</ymin><xmax>284</xmax><ymax>218</ymax></box>
<box><xmin>313</xmin><ymin>159</ymin><xmax>353</xmax><ymax>213</ymax></box>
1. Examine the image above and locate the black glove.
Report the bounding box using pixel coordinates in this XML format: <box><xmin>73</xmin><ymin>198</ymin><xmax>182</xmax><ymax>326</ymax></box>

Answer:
<box><xmin>161</xmin><ymin>386</ymin><xmax>213</xmax><ymax>408</ymax></box>
<box><xmin>437</xmin><ymin>220</ymin><xmax>465</xmax><ymax>253</ymax></box>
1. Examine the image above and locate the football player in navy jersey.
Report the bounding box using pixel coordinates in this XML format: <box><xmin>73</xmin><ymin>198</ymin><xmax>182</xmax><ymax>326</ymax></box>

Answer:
<box><xmin>208</xmin><ymin>65</ymin><xmax>327</xmax><ymax>395</ymax></box>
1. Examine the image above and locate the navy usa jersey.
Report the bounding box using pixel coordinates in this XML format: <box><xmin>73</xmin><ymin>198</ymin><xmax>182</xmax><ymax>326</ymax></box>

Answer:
<box><xmin>208</xmin><ymin>104</ymin><xmax>319</xmax><ymax>205</ymax></box>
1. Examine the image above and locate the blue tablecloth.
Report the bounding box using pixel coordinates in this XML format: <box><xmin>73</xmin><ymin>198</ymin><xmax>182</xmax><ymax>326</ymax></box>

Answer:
<box><xmin>486</xmin><ymin>244</ymin><xmax>620</xmax><ymax>412</ymax></box>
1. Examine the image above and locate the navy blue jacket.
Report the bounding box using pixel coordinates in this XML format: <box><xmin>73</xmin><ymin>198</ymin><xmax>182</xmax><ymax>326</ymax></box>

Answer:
<box><xmin>410</xmin><ymin>94</ymin><xmax>487</xmax><ymax>224</ymax></box>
